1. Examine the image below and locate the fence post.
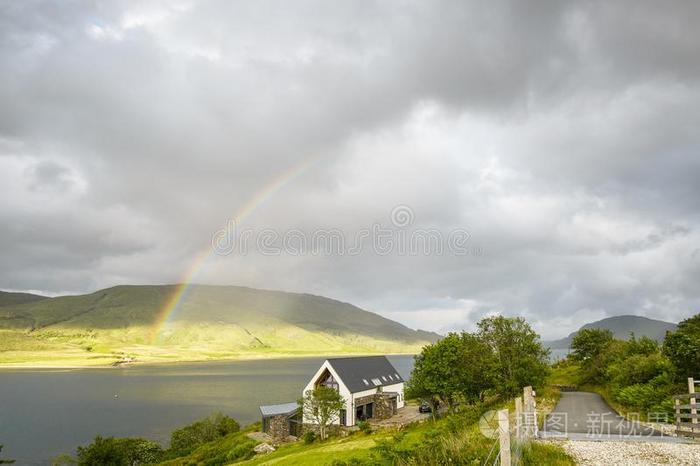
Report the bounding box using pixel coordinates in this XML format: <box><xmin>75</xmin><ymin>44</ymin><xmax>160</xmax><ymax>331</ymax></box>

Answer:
<box><xmin>675</xmin><ymin>398</ymin><xmax>681</xmax><ymax>435</ymax></box>
<box><xmin>689</xmin><ymin>378</ymin><xmax>697</xmax><ymax>431</ymax></box>
<box><xmin>498</xmin><ymin>408</ymin><xmax>511</xmax><ymax>466</ymax></box>
<box><xmin>515</xmin><ymin>396</ymin><xmax>523</xmax><ymax>442</ymax></box>
<box><xmin>523</xmin><ymin>386</ymin><xmax>535</xmax><ymax>438</ymax></box>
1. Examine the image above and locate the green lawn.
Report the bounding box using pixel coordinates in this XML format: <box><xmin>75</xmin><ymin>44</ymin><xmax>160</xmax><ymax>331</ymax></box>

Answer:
<box><xmin>243</xmin><ymin>436</ymin><xmax>381</xmax><ymax>465</ymax></box>
<box><xmin>548</xmin><ymin>362</ymin><xmax>580</xmax><ymax>385</ymax></box>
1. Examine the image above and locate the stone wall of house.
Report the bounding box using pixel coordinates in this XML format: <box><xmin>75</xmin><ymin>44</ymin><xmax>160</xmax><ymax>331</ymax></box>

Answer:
<box><xmin>268</xmin><ymin>415</ymin><xmax>290</xmax><ymax>440</ymax></box>
<box><xmin>374</xmin><ymin>394</ymin><xmax>396</xmax><ymax>419</ymax></box>
<box><xmin>301</xmin><ymin>423</ymin><xmax>342</xmax><ymax>436</ymax></box>
<box><xmin>355</xmin><ymin>393</ymin><xmax>397</xmax><ymax>421</ymax></box>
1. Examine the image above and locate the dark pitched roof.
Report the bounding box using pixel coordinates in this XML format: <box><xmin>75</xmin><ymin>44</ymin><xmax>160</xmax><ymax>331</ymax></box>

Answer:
<box><xmin>327</xmin><ymin>356</ymin><xmax>404</xmax><ymax>393</ymax></box>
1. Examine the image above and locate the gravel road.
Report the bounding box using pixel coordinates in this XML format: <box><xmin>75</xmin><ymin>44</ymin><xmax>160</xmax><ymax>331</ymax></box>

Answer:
<box><xmin>553</xmin><ymin>439</ymin><xmax>700</xmax><ymax>465</ymax></box>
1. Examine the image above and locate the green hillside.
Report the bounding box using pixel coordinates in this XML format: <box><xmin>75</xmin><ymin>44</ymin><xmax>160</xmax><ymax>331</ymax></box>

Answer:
<box><xmin>545</xmin><ymin>315</ymin><xmax>677</xmax><ymax>349</ymax></box>
<box><xmin>0</xmin><ymin>285</ymin><xmax>439</xmax><ymax>366</ymax></box>
<box><xmin>0</xmin><ymin>290</ymin><xmax>48</xmax><ymax>307</ymax></box>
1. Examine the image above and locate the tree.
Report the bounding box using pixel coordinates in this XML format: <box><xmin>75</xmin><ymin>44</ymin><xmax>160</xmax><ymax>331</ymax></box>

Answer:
<box><xmin>477</xmin><ymin>316</ymin><xmax>550</xmax><ymax>396</ymax></box>
<box><xmin>625</xmin><ymin>334</ymin><xmax>659</xmax><ymax>357</ymax></box>
<box><xmin>407</xmin><ymin>332</ymin><xmax>495</xmax><ymax>413</ymax></box>
<box><xmin>298</xmin><ymin>386</ymin><xmax>345</xmax><ymax>440</ymax></box>
<box><xmin>76</xmin><ymin>436</ymin><xmax>162</xmax><ymax>466</ymax></box>
<box><xmin>663</xmin><ymin>313</ymin><xmax>700</xmax><ymax>378</ymax></box>
<box><xmin>570</xmin><ymin>328</ymin><xmax>614</xmax><ymax>363</ymax></box>
<box><xmin>0</xmin><ymin>445</ymin><xmax>14</xmax><ymax>465</ymax></box>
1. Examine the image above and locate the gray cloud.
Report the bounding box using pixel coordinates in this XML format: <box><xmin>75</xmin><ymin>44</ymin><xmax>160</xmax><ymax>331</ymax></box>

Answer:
<box><xmin>1</xmin><ymin>0</ymin><xmax>699</xmax><ymax>339</ymax></box>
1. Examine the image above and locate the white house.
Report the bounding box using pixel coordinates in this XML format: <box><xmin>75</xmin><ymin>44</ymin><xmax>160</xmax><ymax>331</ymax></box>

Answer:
<box><xmin>302</xmin><ymin>355</ymin><xmax>405</xmax><ymax>426</ymax></box>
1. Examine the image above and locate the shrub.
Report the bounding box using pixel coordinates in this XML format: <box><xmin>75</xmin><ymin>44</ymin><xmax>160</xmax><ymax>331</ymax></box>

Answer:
<box><xmin>357</xmin><ymin>420</ymin><xmax>372</xmax><ymax>434</ymax></box>
<box><xmin>76</xmin><ymin>436</ymin><xmax>163</xmax><ymax>466</ymax></box>
<box><xmin>168</xmin><ymin>431</ymin><xmax>256</xmax><ymax>465</ymax></box>
<box><xmin>615</xmin><ymin>383</ymin><xmax>666</xmax><ymax>413</ymax></box>
<box><xmin>663</xmin><ymin>314</ymin><xmax>700</xmax><ymax>379</ymax></box>
<box><xmin>521</xmin><ymin>442</ymin><xmax>575</xmax><ymax>466</ymax></box>
<box><xmin>372</xmin><ymin>422</ymin><xmax>493</xmax><ymax>465</ymax></box>
<box><xmin>329</xmin><ymin>459</ymin><xmax>373</xmax><ymax>466</ymax></box>
<box><xmin>302</xmin><ymin>431</ymin><xmax>316</xmax><ymax>444</ymax></box>
<box><xmin>607</xmin><ymin>353</ymin><xmax>672</xmax><ymax>388</ymax></box>
<box><xmin>169</xmin><ymin>412</ymin><xmax>240</xmax><ymax>455</ymax></box>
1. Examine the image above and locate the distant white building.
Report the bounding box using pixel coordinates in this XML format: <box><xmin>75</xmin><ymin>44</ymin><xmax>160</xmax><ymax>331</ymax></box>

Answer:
<box><xmin>302</xmin><ymin>355</ymin><xmax>405</xmax><ymax>426</ymax></box>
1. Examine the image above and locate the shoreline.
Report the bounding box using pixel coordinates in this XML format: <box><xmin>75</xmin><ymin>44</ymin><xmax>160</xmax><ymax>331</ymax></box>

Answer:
<box><xmin>0</xmin><ymin>351</ymin><xmax>417</xmax><ymax>370</ymax></box>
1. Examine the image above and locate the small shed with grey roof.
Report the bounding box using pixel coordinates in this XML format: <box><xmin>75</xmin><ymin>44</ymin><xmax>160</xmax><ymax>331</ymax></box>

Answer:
<box><xmin>259</xmin><ymin>402</ymin><xmax>301</xmax><ymax>438</ymax></box>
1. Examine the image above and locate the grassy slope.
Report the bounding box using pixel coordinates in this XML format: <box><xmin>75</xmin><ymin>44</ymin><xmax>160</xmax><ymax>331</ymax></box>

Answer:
<box><xmin>0</xmin><ymin>285</ymin><xmax>437</xmax><ymax>366</ymax></box>
<box><xmin>159</xmin><ymin>404</ymin><xmax>574</xmax><ymax>466</ymax></box>
<box><xmin>0</xmin><ymin>290</ymin><xmax>48</xmax><ymax>307</ymax></box>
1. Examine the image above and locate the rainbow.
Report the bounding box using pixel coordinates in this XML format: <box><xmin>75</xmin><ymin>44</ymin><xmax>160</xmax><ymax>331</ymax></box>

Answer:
<box><xmin>150</xmin><ymin>154</ymin><xmax>323</xmax><ymax>344</ymax></box>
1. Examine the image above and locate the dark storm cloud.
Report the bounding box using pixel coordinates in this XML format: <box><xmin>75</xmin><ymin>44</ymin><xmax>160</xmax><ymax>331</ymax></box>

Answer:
<box><xmin>1</xmin><ymin>0</ymin><xmax>699</xmax><ymax>338</ymax></box>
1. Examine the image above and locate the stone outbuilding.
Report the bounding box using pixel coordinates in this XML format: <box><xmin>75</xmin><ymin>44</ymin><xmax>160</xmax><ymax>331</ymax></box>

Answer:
<box><xmin>259</xmin><ymin>402</ymin><xmax>301</xmax><ymax>439</ymax></box>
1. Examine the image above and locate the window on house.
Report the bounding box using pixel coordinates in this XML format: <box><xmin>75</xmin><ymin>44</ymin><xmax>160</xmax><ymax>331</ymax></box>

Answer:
<box><xmin>317</xmin><ymin>370</ymin><xmax>339</xmax><ymax>391</ymax></box>
<box><xmin>395</xmin><ymin>373</ymin><xmax>400</xmax><ymax>379</ymax></box>
<box><xmin>362</xmin><ymin>379</ymin><xmax>369</xmax><ymax>386</ymax></box>
<box><xmin>371</xmin><ymin>378</ymin><xmax>381</xmax><ymax>386</ymax></box>
<box><xmin>382</xmin><ymin>376</ymin><xmax>387</xmax><ymax>381</ymax></box>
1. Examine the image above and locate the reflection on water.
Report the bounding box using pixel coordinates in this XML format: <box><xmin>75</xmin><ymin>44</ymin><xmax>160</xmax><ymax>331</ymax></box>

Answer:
<box><xmin>0</xmin><ymin>355</ymin><xmax>414</xmax><ymax>465</ymax></box>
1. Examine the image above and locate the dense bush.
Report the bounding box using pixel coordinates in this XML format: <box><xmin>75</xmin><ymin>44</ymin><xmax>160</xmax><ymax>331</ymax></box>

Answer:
<box><xmin>607</xmin><ymin>352</ymin><xmax>672</xmax><ymax>388</ymax></box>
<box><xmin>357</xmin><ymin>420</ymin><xmax>372</xmax><ymax>434</ymax></box>
<box><xmin>302</xmin><ymin>431</ymin><xmax>316</xmax><ymax>444</ymax></box>
<box><xmin>569</xmin><ymin>327</ymin><xmax>692</xmax><ymax>420</ymax></box>
<box><xmin>76</xmin><ymin>436</ymin><xmax>163</xmax><ymax>466</ymax></box>
<box><xmin>664</xmin><ymin>314</ymin><xmax>700</xmax><ymax>378</ymax></box>
<box><xmin>370</xmin><ymin>422</ymin><xmax>492</xmax><ymax>465</ymax></box>
<box><xmin>169</xmin><ymin>412</ymin><xmax>239</xmax><ymax>455</ymax></box>
<box><xmin>161</xmin><ymin>431</ymin><xmax>256</xmax><ymax>466</ymax></box>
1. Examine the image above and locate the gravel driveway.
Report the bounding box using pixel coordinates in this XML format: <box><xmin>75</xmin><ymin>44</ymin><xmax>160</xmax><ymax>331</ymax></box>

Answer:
<box><xmin>553</xmin><ymin>440</ymin><xmax>700</xmax><ymax>465</ymax></box>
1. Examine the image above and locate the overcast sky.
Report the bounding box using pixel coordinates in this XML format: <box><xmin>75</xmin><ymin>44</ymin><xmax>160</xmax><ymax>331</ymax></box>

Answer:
<box><xmin>1</xmin><ymin>1</ymin><xmax>699</xmax><ymax>339</ymax></box>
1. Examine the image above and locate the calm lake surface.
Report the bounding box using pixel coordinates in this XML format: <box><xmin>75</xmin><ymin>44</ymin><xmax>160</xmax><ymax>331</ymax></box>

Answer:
<box><xmin>0</xmin><ymin>355</ymin><xmax>414</xmax><ymax>465</ymax></box>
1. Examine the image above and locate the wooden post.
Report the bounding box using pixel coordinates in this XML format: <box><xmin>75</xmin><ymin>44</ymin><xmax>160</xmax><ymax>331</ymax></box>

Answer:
<box><xmin>498</xmin><ymin>408</ymin><xmax>511</xmax><ymax>466</ymax></box>
<box><xmin>523</xmin><ymin>386</ymin><xmax>534</xmax><ymax>438</ymax></box>
<box><xmin>689</xmin><ymin>378</ymin><xmax>697</xmax><ymax>431</ymax></box>
<box><xmin>675</xmin><ymin>398</ymin><xmax>681</xmax><ymax>436</ymax></box>
<box><xmin>515</xmin><ymin>397</ymin><xmax>523</xmax><ymax>442</ymax></box>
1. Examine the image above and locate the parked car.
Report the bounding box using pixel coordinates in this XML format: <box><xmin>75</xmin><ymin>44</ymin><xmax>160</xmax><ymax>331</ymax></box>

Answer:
<box><xmin>418</xmin><ymin>401</ymin><xmax>432</xmax><ymax>413</ymax></box>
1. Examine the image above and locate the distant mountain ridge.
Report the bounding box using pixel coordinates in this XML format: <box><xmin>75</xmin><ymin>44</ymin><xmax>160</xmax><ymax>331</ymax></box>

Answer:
<box><xmin>545</xmin><ymin>315</ymin><xmax>677</xmax><ymax>349</ymax></box>
<box><xmin>0</xmin><ymin>290</ymin><xmax>48</xmax><ymax>307</ymax></box>
<box><xmin>0</xmin><ymin>284</ymin><xmax>439</xmax><ymax>366</ymax></box>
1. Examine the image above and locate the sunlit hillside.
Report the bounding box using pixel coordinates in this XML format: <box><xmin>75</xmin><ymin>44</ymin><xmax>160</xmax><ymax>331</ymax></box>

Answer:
<box><xmin>0</xmin><ymin>285</ymin><xmax>439</xmax><ymax>366</ymax></box>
